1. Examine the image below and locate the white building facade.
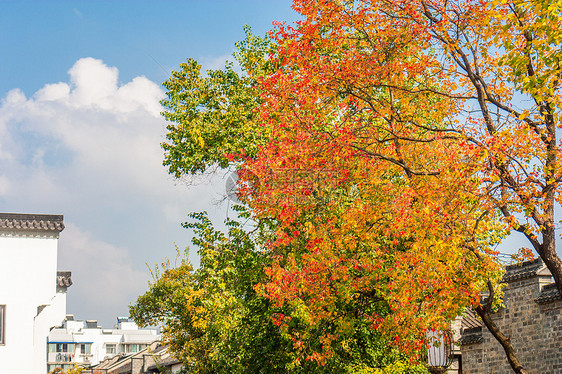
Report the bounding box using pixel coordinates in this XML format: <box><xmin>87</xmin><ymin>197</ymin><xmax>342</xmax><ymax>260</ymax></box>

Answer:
<box><xmin>47</xmin><ymin>316</ymin><xmax>160</xmax><ymax>371</ymax></box>
<box><xmin>0</xmin><ymin>213</ymin><xmax>69</xmax><ymax>374</ymax></box>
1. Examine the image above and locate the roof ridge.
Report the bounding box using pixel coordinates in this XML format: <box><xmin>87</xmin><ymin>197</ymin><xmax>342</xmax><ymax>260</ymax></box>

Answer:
<box><xmin>0</xmin><ymin>213</ymin><xmax>64</xmax><ymax>233</ymax></box>
<box><xmin>503</xmin><ymin>258</ymin><xmax>550</xmax><ymax>282</ymax></box>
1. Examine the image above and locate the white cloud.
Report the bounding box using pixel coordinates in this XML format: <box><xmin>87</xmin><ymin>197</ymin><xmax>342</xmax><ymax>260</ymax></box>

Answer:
<box><xmin>35</xmin><ymin>82</ymin><xmax>71</xmax><ymax>102</ymax></box>
<box><xmin>68</xmin><ymin>57</ymin><xmax>119</xmax><ymax>108</ymax></box>
<box><xmin>0</xmin><ymin>57</ymin><xmax>226</xmax><ymax>326</ymax></box>
<box><xmin>0</xmin><ymin>58</ymin><xmax>171</xmax><ymax>206</ymax></box>
<box><xmin>58</xmin><ymin>223</ymin><xmax>149</xmax><ymax>321</ymax></box>
<box><xmin>0</xmin><ymin>176</ymin><xmax>10</xmax><ymax>195</ymax></box>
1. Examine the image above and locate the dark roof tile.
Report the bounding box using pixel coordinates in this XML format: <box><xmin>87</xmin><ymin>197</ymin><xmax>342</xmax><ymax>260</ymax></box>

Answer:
<box><xmin>146</xmin><ymin>356</ymin><xmax>181</xmax><ymax>371</ymax></box>
<box><xmin>503</xmin><ymin>258</ymin><xmax>548</xmax><ymax>282</ymax></box>
<box><xmin>57</xmin><ymin>271</ymin><xmax>72</xmax><ymax>288</ymax></box>
<box><xmin>535</xmin><ymin>283</ymin><xmax>561</xmax><ymax>304</ymax></box>
<box><xmin>461</xmin><ymin>309</ymin><xmax>481</xmax><ymax>330</ymax></box>
<box><xmin>0</xmin><ymin>213</ymin><xmax>64</xmax><ymax>233</ymax></box>
<box><xmin>459</xmin><ymin>326</ymin><xmax>483</xmax><ymax>345</ymax></box>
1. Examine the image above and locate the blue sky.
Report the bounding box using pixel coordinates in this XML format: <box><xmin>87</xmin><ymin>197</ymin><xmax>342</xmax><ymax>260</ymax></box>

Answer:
<box><xmin>1</xmin><ymin>1</ymin><xmax>297</xmax><ymax>97</ymax></box>
<box><xmin>0</xmin><ymin>0</ymin><xmax>300</xmax><ymax>328</ymax></box>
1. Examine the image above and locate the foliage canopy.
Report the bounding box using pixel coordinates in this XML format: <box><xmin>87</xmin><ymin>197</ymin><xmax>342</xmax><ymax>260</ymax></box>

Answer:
<box><xmin>142</xmin><ymin>0</ymin><xmax>562</xmax><ymax>372</ymax></box>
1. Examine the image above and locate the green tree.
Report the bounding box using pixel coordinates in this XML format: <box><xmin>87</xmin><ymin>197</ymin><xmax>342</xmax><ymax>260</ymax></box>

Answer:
<box><xmin>160</xmin><ymin>26</ymin><xmax>273</xmax><ymax>177</ymax></box>
<box><xmin>131</xmin><ymin>211</ymin><xmax>293</xmax><ymax>373</ymax></box>
<box><xmin>130</xmin><ymin>210</ymin><xmax>426</xmax><ymax>373</ymax></box>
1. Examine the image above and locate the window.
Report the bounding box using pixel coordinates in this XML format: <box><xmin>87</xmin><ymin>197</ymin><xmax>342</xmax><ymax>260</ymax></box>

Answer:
<box><xmin>50</xmin><ymin>343</ymin><xmax>75</xmax><ymax>353</ymax></box>
<box><xmin>106</xmin><ymin>343</ymin><xmax>116</xmax><ymax>355</ymax></box>
<box><xmin>125</xmin><ymin>344</ymin><xmax>145</xmax><ymax>353</ymax></box>
<box><xmin>0</xmin><ymin>305</ymin><xmax>5</xmax><ymax>345</ymax></box>
<box><xmin>79</xmin><ymin>343</ymin><xmax>91</xmax><ymax>355</ymax></box>
<box><xmin>49</xmin><ymin>343</ymin><xmax>75</xmax><ymax>362</ymax></box>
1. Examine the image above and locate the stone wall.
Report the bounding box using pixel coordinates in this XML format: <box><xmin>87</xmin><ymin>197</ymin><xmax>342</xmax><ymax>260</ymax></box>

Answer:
<box><xmin>460</xmin><ymin>259</ymin><xmax>561</xmax><ymax>373</ymax></box>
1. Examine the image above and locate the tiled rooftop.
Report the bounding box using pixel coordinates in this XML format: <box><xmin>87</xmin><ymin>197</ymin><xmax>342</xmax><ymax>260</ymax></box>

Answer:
<box><xmin>0</xmin><ymin>213</ymin><xmax>64</xmax><ymax>233</ymax></box>
<box><xmin>458</xmin><ymin>326</ymin><xmax>483</xmax><ymax>345</ymax></box>
<box><xmin>56</xmin><ymin>271</ymin><xmax>73</xmax><ymax>288</ymax></box>
<box><xmin>535</xmin><ymin>283</ymin><xmax>561</xmax><ymax>304</ymax></box>
<box><xmin>503</xmin><ymin>258</ymin><xmax>548</xmax><ymax>282</ymax></box>
<box><xmin>461</xmin><ymin>309</ymin><xmax>481</xmax><ymax>330</ymax></box>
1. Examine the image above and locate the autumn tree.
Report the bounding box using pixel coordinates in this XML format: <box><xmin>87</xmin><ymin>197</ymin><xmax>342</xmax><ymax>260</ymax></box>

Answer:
<box><xmin>238</xmin><ymin>0</ymin><xmax>496</xmax><ymax>361</ymax></box>
<box><xmin>130</xmin><ymin>210</ymin><xmax>427</xmax><ymax>373</ymax></box>
<box><xmin>157</xmin><ymin>9</ymin><xmax>509</xmax><ymax>371</ymax></box>
<box><xmin>138</xmin><ymin>27</ymin><xmax>427</xmax><ymax>373</ymax></box>
<box><xmin>156</xmin><ymin>2</ymin><xmax>561</xmax><ymax>371</ymax></box>
<box><xmin>233</xmin><ymin>0</ymin><xmax>561</xmax><ymax>373</ymax></box>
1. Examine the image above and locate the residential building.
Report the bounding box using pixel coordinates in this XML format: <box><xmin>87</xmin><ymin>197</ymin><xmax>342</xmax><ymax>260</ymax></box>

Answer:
<box><xmin>0</xmin><ymin>213</ymin><xmax>70</xmax><ymax>374</ymax></box>
<box><xmin>47</xmin><ymin>316</ymin><xmax>160</xmax><ymax>372</ymax></box>
<box><xmin>83</xmin><ymin>340</ymin><xmax>183</xmax><ymax>374</ymax></box>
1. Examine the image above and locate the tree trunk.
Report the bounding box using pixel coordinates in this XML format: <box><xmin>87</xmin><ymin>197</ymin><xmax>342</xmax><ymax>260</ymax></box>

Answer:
<box><xmin>474</xmin><ymin>306</ymin><xmax>529</xmax><ymax>374</ymax></box>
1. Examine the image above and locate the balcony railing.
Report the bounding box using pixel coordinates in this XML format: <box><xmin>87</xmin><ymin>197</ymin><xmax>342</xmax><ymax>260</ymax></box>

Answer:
<box><xmin>48</xmin><ymin>352</ymin><xmax>75</xmax><ymax>362</ymax></box>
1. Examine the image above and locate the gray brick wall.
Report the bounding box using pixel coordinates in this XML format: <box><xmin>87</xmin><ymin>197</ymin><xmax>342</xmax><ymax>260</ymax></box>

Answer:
<box><xmin>460</xmin><ymin>260</ymin><xmax>561</xmax><ymax>374</ymax></box>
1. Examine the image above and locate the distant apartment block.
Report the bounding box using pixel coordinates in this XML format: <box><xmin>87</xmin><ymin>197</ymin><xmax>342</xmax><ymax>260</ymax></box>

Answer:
<box><xmin>47</xmin><ymin>316</ymin><xmax>160</xmax><ymax>372</ymax></box>
<box><xmin>0</xmin><ymin>213</ymin><xmax>70</xmax><ymax>374</ymax></box>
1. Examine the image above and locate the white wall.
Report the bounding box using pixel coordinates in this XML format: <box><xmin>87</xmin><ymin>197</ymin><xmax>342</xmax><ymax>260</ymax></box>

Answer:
<box><xmin>0</xmin><ymin>234</ymin><xmax>64</xmax><ymax>374</ymax></box>
<box><xmin>35</xmin><ymin>290</ymin><xmax>67</xmax><ymax>372</ymax></box>
<box><xmin>74</xmin><ymin>328</ymin><xmax>123</xmax><ymax>365</ymax></box>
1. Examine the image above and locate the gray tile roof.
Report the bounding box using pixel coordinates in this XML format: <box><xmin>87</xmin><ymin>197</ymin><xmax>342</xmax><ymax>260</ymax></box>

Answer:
<box><xmin>146</xmin><ymin>355</ymin><xmax>181</xmax><ymax>371</ymax></box>
<box><xmin>57</xmin><ymin>271</ymin><xmax>72</xmax><ymax>287</ymax></box>
<box><xmin>503</xmin><ymin>258</ymin><xmax>549</xmax><ymax>282</ymax></box>
<box><xmin>459</xmin><ymin>309</ymin><xmax>483</xmax><ymax>345</ymax></box>
<box><xmin>458</xmin><ymin>326</ymin><xmax>483</xmax><ymax>345</ymax></box>
<box><xmin>0</xmin><ymin>213</ymin><xmax>64</xmax><ymax>233</ymax></box>
<box><xmin>461</xmin><ymin>309</ymin><xmax>481</xmax><ymax>330</ymax></box>
<box><xmin>535</xmin><ymin>283</ymin><xmax>561</xmax><ymax>304</ymax></box>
